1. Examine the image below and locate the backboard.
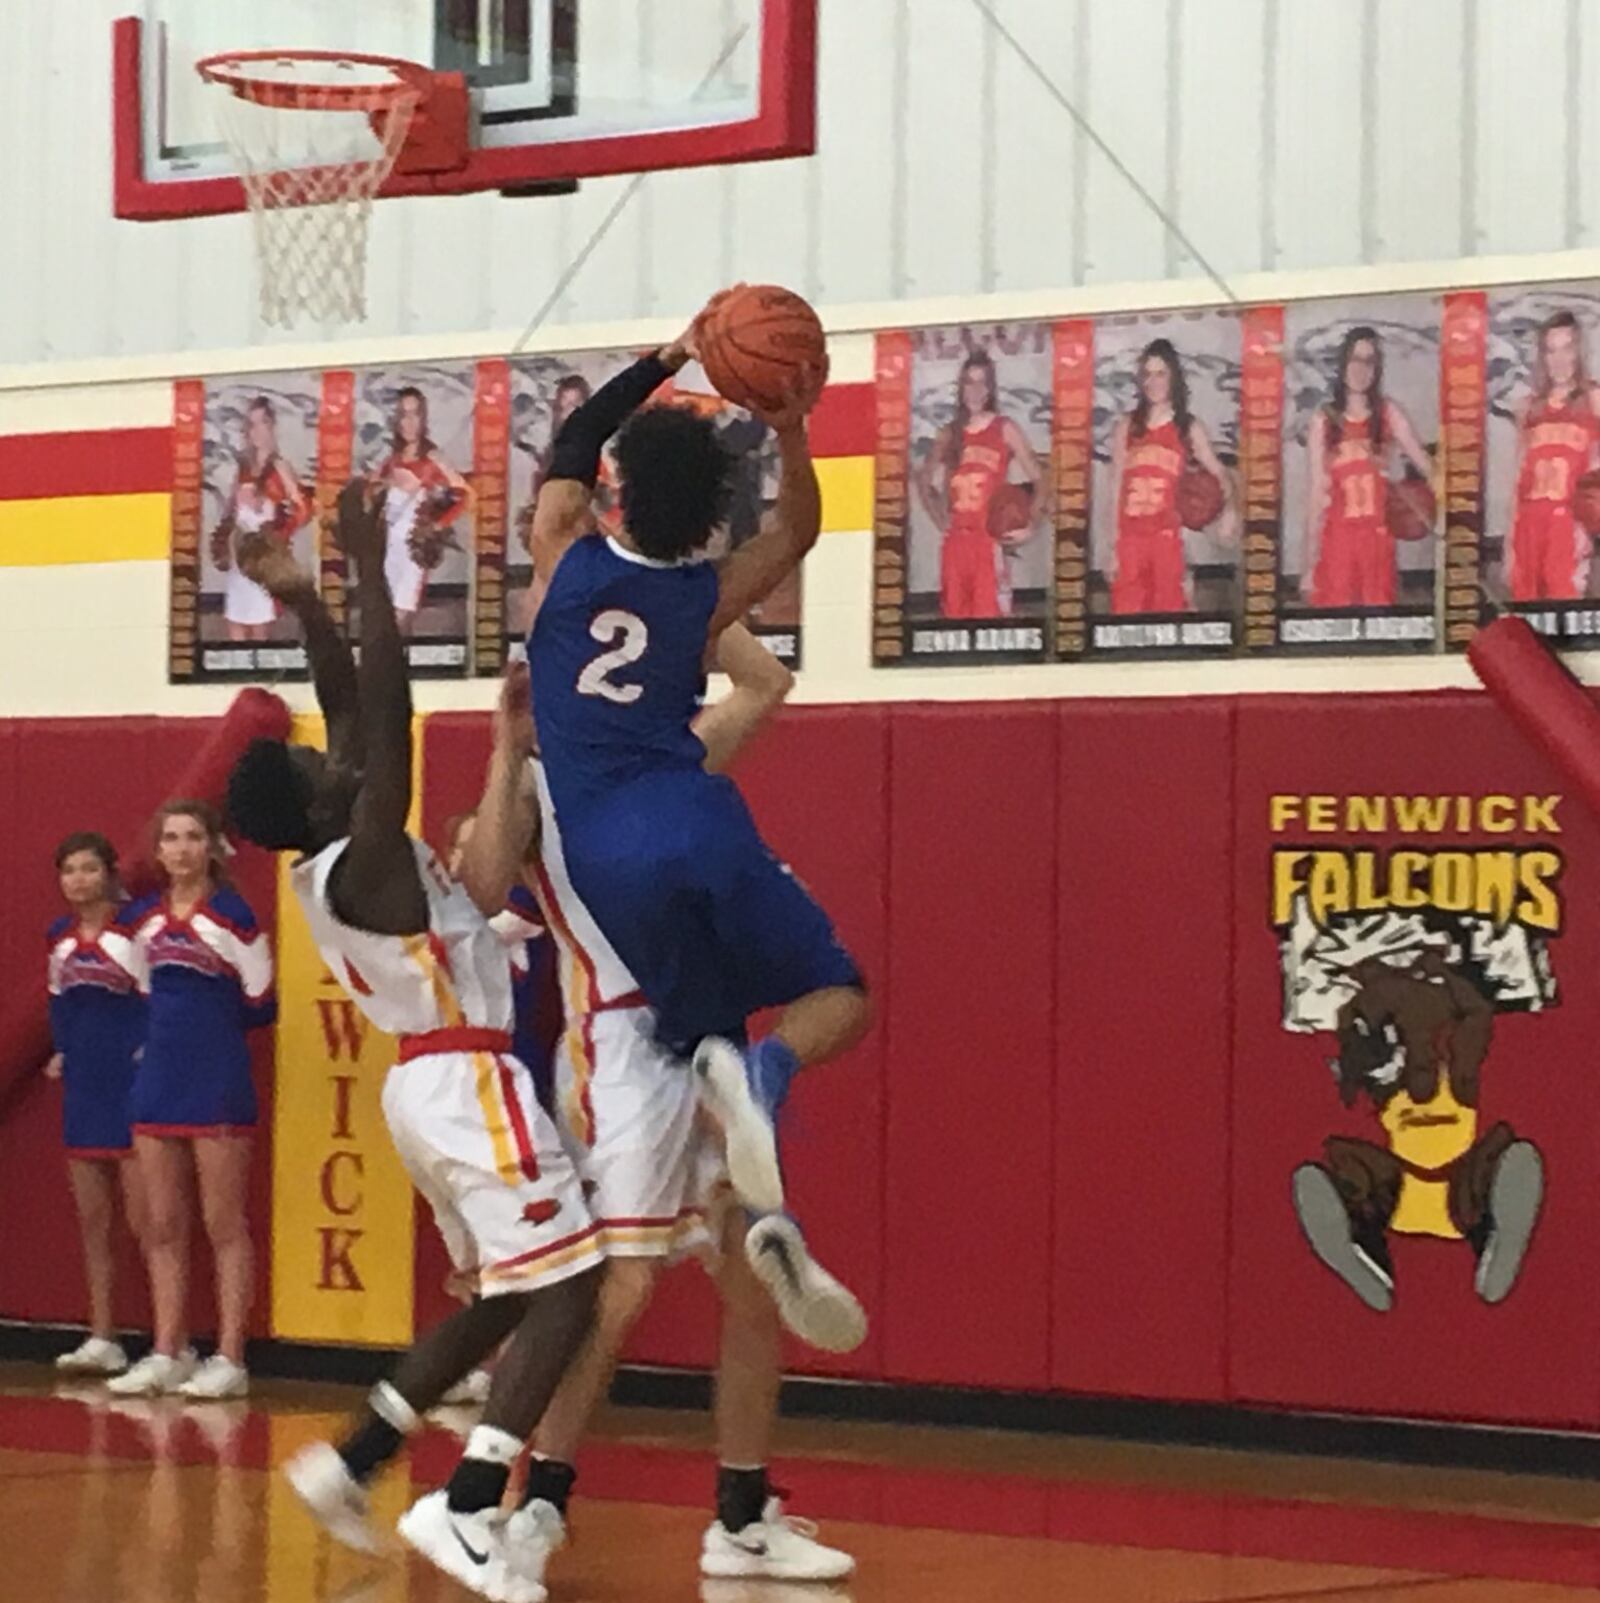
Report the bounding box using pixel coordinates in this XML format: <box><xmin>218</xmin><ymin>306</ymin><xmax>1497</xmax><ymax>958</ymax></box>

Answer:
<box><xmin>114</xmin><ymin>0</ymin><xmax>816</xmax><ymax>220</ymax></box>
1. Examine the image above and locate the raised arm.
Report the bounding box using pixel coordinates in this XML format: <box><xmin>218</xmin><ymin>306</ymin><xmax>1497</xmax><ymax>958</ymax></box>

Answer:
<box><xmin>459</xmin><ymin>663</ymin><xmax>541</xmax><ymax>918</ymax></box>
<box><xmin>693</xmin><ymin>623</ymin><xmax>796</xmax><ymax>775</ymax></box>
<box><xmin>237</xmin><ymin>537</ymin><xmax>363</xmax><ymax>773</ymax></box>
<box><xmin>328</xmin><ymin>482</ymin><xmax>426</xmax><ymax>934</ymax></box>
<box><xmin>709</xmin><ymin>369</ymin><xmax>827</xmax><ymax>636</ymax></box>
<box><xmin>529</xmin><ymin>337</ymin><xmax>693</xmax><ymax>583</ymax></box>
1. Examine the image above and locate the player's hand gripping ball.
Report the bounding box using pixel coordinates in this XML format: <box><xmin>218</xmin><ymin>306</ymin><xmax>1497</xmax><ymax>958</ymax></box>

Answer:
<box><xmin>987</xmin><ymin>482</ymin><xmax>1036</xmax><ymax>546</ymax></box>
<box><xmin>698</xmin><ymin>284</ymin><xmax>828</xmax><ymax>419</ymax></box>
<box><xmin>1575</xmin><ymin>469</ymin><xmax>1600</xmax><ymax>537</ymax></box>
<box><xmin>1175</xmin><ymin>466</ymin><xmax>1225</xmax><ymax>530</ymax></box>
<box><xmin>1386</xmin><ymin>475</ymin><xmax>1438</xmax><ymax>543</ymax></box>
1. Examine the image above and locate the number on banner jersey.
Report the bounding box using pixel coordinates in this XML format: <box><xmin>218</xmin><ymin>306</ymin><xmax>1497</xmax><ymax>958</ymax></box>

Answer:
<box><xmin>291</xmin><ymin>836</ymin><xmax>515</xmax><ymax>1037</ymax></box>
<box><xmin>528</xmin><ymin>534</ymin><xmax>719</xmax><ymax>805</ymax></box>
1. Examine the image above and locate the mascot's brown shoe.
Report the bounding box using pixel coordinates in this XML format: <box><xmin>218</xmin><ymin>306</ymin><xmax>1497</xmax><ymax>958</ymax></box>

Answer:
<box><xmin>1293</xmin><ymin>1165</ymin><xmax>1395</xmax><ymax>1312</ymax></box>
<box><xmin>1475</xmin><ymin>1141</ymin><xmax>1544</xmax><ymax>1305</ymax></box>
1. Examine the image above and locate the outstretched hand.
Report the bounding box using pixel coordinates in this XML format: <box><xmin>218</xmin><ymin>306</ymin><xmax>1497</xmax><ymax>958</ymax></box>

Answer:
<box><xmin>663</xmin><ymin>283</ymin><xmax>746</xmax><ymax>371</ymax></box>
<box><xmin>337</xmin><ymin>479</ymin><xmax>387</xmax><ymax>571</ymax></box>
<box><xmin>237</xmin><ymin>534</ymin><xmax>316</xmax><ymax>602</ymax></box>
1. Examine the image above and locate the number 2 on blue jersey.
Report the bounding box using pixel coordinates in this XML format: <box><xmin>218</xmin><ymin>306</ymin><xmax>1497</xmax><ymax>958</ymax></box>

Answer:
<box><xmin>577</xmin><ymin>609</ymin><xmax>649</xmax><ymax>705</ymax></box>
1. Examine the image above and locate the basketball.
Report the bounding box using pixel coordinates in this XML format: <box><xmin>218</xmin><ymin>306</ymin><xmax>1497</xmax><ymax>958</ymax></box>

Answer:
<box><xmin>1387</xmin><ymin>476</ymin><xmax>1437</xmax><ymax>543</ymax></box>
<box><xmin>987</xmin><ymin>481</ymin><xmax>1036</xmax><ymax>544</ymax></box>
<box><xmin>699</xmin><ymin>284</ymin><xmax>828</xmax><ymax>416</ymax></box>
<box><xmin>1175</xmin><ymin>465</ymin><xmax>1225</xmax><ymax>530</ymax></box>
<box><xmin>1575</xmin><ymin>470</ymin><xmax>1600</xmax><ymax>536</ymax></box>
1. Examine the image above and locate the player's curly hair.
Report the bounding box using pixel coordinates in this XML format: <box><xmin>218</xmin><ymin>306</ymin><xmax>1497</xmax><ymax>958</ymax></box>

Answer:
<box><xmin>614</xmin><ymin>405</ymin><xmax>734</xmax><ymax>562</ymax></box>
<box><xmin>227</xmin><ymin>739</ymin><xmax>316</xmax><ymax>854</ymax></box>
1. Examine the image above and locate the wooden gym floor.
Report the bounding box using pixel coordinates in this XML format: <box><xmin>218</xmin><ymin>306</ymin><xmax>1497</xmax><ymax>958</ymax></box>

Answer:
<box><xmin>5</xmin><ymin>1362</ymin><xmax>1600</xmax><ymax>1602</ymax></box>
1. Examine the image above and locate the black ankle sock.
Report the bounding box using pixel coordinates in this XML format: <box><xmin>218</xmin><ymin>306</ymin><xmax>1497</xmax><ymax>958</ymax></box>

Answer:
<box><xmin>716</xmin><ymin>1465</ymin><xmax>770</xmax><ymax>1534</ymax></box>
<box><xmin>523</xmin><ymin>1457</ymin><xmax>577</xmax><ymax>1516</ymax></box>
<box><xmin>447</xmin><ymin>1458</ymin><xmax>512</xmax><ymax>1515</ymax></box>
<box><xmin>337</xmin><ymin>1413</ymin><xmax>405</xmax><ymax>1484</ymax></box>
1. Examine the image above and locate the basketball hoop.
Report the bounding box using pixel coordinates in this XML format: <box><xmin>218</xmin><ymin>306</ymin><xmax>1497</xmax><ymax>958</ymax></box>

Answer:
<box><xmin>196</xmin><ymin>50</ymin><xmax>432</xmax><ymax>328</ymax></box>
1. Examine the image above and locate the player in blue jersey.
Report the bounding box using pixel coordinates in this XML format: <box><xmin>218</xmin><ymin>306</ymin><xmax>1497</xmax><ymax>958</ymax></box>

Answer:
<box><xmin>525</xmin><ymin>302</ymin><xmax>868</xmax><ymax>1215</ymax></box>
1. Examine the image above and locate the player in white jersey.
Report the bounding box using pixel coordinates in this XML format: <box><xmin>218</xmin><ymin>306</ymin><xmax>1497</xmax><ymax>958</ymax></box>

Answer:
<box><xmin>466</xmin><ymin>622</ymin><xmax>860</xmax><ymax>1583</ymax></box>
<box><xmin>225</xmin><ymin>487</ymin><xmax>595</xmax><ymax>1603</ymax></box>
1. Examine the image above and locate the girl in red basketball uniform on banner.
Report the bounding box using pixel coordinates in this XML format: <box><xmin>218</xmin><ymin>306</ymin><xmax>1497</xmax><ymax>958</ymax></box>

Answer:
<box><xmin>1107</xmin><ymin>339</ymin><xmax>1235</xmax><ymax>615</ymax></box>
<box><xmin>1505</xmin><ymin>310</ymin><xmax>1600</xmax><ymax>603</ymax></box>
<box><xmin>1302</xmin><ymin>327</ymin><xmax>1434</xmax><ymax>609</ymax></box>
<box><xmin>915</xmin><ymin>349</ymin><xmax>1047</xmax><ymax>619</ymax></box>
<box><xmin>369</xmin><ymin>386</ymin><xmax>471</xmax><ymax>629</ymax></box>
<box><xmin>215</xmin><ymin>397</ymin><xmax>312</xmax><ymax>641</ymax></box>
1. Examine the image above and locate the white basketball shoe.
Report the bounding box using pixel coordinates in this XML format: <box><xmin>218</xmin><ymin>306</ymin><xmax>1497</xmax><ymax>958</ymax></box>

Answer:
<box><xmin>397</xmin><ymin>1489</ymin><xmax>544</xmax><ymax>1603</ymax></box>
<box><xmin>701</xmin><ymin>1498</ymin><xmax>855</xmax><ymax>1582</ymax></box>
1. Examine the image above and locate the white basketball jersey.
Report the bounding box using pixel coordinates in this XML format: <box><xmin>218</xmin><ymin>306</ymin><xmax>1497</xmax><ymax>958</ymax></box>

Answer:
<box><xmin>291</xmin><ymin>837</ymin><xmax>515</xmax><ymax>1037</ymax></box>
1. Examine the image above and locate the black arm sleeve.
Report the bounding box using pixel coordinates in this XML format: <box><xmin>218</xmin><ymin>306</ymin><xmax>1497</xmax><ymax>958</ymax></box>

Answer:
<box><xmin>546</xmin><ymin>352</ymin><xmax>674</xmax><ymax>487</ymax></box>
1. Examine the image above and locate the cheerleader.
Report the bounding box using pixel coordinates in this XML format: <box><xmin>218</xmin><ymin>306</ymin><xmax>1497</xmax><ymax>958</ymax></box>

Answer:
<box><xmin>46</xmin><ymin>833</ymin><xmax>148</xmax><ymax>1377</ymax></box>
<box><xmin>108</xmin><ymin>802</ymin><xmax>275</xmax><ymax>1399</ymax></box>
<box><xmin>368</xmin><ymin>387</ymin><xmax>470</xmax><ymax>629</ymax></box>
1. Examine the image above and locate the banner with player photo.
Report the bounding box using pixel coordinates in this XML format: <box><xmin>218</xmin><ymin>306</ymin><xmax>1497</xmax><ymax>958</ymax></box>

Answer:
<box><xmin>481</xmin><ymin>349</ymin><xmax>803</xmax><ymax>674</ymax></box>
<box><xmin>490</xmin><ymin>348</ymin><xmax>638</xmax><ymax>670</ymax></box>
<box><xmin>1449</xmin><ymin>281</ymin><xmax>1600</xmax><ymax>651</ymax></box>
<box><xmin>350</xmin><ymin>362</ymin><xmax>477</xmax><ymax>677</ymax></box>
<box><xmin>872</xmin><ymin>322</ymin><xmax>1054</xmax><ymax>667</ymax></box>
<box><xmin>1069</xmin><ymin>308</ymin><xmax>1242</xmax><ymax>659</ymax></box>
<box><xmin>168</xmin><ymin>372</ymin><xmax>321</xmax><ymax>683</ymax></box>
<box><xmin>1257</xmin><ymin>294</ymin><xmax>1443</xmax><ymax>655</ymax></box>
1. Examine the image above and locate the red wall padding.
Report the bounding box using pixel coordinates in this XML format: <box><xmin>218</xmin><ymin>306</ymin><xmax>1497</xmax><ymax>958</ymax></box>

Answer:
<box><xmin>1228</xmin><ymin>694</ymin><xmax>1600</xmax><ymax>1429</ymax></box>
<box><xmin>0</xmin><ymin>717</ymin><xmax>278</xmax><ymax>1338</ymax></box>
<box><xmin>1052</xmin><ymin>702</ymin><xmax>1233</xmax><ymax>1402</ymax></box>
<box><xmin>6</xmin><ymin>692</ymin><xmax>1600</xmax><ymax>1434</ymax></box>
<box><xmin>882</xmin><ymin>706</ymin><xmax>1059</xmax><ymax>1388</ymax></box>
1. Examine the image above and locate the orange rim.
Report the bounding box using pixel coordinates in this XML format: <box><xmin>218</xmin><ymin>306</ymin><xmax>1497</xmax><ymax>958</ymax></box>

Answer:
<box><xmin>195</xmin><ymin>49</ymin><xmax>430</xmax><ymax>114</ymax></box>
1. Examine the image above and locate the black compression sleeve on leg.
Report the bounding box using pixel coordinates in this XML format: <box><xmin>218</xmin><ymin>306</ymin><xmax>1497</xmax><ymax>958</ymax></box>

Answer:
<box><xmin>546</xmin><ymin>352</ymin><xmax>675</xmax><ymax>487</ymax></box>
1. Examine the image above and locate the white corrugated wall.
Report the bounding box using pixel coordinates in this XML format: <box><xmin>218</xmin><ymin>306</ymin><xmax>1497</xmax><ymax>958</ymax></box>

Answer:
<box><xmin>0</xmin><ymin>0</ymin><xmax>1595</xmax><ymax>367</ymax></box>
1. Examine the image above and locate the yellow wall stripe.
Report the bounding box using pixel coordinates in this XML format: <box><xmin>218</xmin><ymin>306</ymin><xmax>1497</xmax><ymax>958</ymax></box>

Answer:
<box><xmin>0</xmin><ymin>492</ymin><xmax>169</xmax><ymax>565</ymax></box>
<box><xmin>817</xmin><ymin>454</ymin><xmax>873</xmax><ymax>533</ymax></box>
<box><xmin>0</xmin><ymin>456</ymin><xmax>874</xmax><ymax>566</ymax></box>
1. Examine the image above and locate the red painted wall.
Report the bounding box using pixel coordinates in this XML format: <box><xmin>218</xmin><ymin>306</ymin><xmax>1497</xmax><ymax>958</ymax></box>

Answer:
<box><xmin>0</xmin><ymin>716</ymin><xmax>278</xmax><ymax>1340</ymax></box>
<box><xmin>0</xmin><ymin>693</ymin><xmax>1593</xmax><ymax>1432</ymax></box>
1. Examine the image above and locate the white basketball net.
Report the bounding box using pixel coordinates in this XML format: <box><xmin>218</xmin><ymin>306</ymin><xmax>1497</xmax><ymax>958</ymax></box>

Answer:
<box><xmin>201</xmin><ymin>56</ymin><xmax>424</xmax><ymax>328</ymax></box>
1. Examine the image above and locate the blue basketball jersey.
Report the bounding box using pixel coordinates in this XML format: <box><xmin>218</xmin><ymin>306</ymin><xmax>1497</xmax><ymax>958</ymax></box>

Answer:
<box><xmin>529</xmin><ymin>533</ymin><xmax>718</xmax><ymax>812</ymax></box>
